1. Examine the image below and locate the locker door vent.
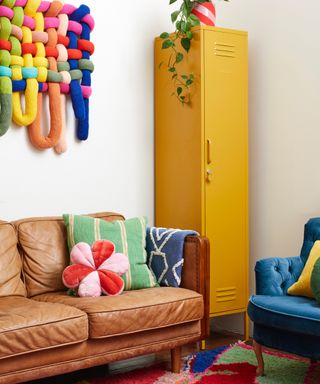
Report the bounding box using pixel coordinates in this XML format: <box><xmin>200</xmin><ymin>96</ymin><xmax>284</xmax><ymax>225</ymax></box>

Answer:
<box><xmin>216</xmin><ymin>286</ymin><xmax>237</xmax><ymax>302</ymax></box>
<box><xmin>214</xmin><ymin>42</ymin><xmax>236</xmax><ymax>58</ymax></box>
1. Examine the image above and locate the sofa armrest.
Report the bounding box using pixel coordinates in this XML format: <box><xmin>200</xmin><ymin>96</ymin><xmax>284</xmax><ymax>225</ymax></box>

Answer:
<box><xmin>181</xmin><ymin>235</ymin><xmax>210</xmax><ymax>339</ymax></box>
<box><xmin>255</xmin><ymin>256</ymin><xmax>304</xmax><ymax>296</ymax></box>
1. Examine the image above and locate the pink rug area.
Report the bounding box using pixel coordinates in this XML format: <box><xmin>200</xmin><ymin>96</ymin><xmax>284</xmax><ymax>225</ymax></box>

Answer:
<box><xmin>77</xmin><ymin>342</ymin><xmax>320</xmax><ymax>384</ymax></box>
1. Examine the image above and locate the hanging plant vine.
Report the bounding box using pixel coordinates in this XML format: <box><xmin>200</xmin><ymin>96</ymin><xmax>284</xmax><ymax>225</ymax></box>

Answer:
<box><xmin>160</xmin><ymin>0</ymin><xmax>227</xmax><ymax>104</ymax></box>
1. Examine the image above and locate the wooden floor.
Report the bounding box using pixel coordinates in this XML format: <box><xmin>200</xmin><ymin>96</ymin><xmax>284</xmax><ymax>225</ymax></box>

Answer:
<box><xmin>27</xmin><ymin>331</ymin><xmax>242</xmax><ymax>383</ymax></box>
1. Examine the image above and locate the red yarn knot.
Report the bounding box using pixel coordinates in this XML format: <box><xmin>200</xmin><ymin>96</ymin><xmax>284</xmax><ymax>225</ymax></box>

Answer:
<box><xmin>0</xmin><ymin>40</ymin><xmax>11</xmax><ymax>51</ymax></box>
<box><xmin>77</xmin><ymin>40</ymin><xmax>94</xmax><ymax>55</ymax></box>
<box><xmin>67</xmin><ymin>49</ymin><xmax>82</xmax><ymax>60</ymax></box>
<box><xmin>57</xmin><ymin>35</ymin><xmax>70</xmax><ymax>47</ymax></box>
<box><xmin>22</xmin><ymin>43</ymin><xmax>37</xmax><ymax>56</ymax></box>
<box><xmin>45</xmin><ymin>46</ymin><xmax>59</xmax><ymax>58</ymax></box>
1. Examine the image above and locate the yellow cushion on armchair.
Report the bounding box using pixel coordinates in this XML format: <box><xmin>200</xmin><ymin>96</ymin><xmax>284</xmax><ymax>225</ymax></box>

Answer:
<box><xmin>287</xmin><ymin>240</ymin><xmax>320</xmax><ymax>298</ymax></box>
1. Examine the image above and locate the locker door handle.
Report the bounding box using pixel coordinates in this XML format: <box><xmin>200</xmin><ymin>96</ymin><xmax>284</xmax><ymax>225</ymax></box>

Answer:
<box><xmin>206</xmin><ymin>169</ymin><xmax>213</xmax><ymax>182</ymax></box>
<box><xmin>207</xmin><ymin>139</ymin><xmax>212</xmax><ymax>164</ymax></box>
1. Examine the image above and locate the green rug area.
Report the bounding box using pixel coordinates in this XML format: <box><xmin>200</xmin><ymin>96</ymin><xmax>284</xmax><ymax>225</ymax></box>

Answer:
<box><xmin>77</xmin><ymin>342</ymin><xmax>320</xmax><ymax>383</ymax></box>
<box><xmin>217</xmin><ymin>344</ymin><xmax>309</xmax><ymax>384</ymax></box>
<box><xmin>188</xmin><ymin>343</ymin><xmax>317</xmax><ymax>384</ymax></box>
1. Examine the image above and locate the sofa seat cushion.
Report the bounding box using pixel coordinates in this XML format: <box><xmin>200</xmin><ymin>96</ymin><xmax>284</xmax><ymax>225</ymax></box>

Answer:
<box><xmin>248</xmin><ymin>295</ymin><xmax>320</xmax><ymax>337</ymax></box>
<box><xmin>0</xmin><ymin>296</ymin><xmax>88</xmax><ymax>359</ymax></box>
<box><xmin>34</xmin><ymin>287</ymin><xmax>203</xmax><ymax>339</ymax></box>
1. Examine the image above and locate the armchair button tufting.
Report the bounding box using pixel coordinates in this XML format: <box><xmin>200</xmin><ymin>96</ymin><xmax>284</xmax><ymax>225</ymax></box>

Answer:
<box><xmin>274</xmin><ymin>266</ymin><xmax>279</xmax><ymax>272</ymax></box>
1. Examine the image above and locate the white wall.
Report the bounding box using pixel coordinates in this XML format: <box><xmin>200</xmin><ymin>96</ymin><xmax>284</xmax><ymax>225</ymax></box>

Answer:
<box><xmin>0</xmin><ymin>0</ymin><xmax>172</xmax><ymax>222</ymax></box>
<box><xmin>213</xmin><ymin>0</ymin><xmax>320</xmax><ymax>334</ymax></box>
<box><xmin>2</xmin><ymin>0</ymin><xmax>320</xmax><ymax>331</ymax></box>
<box><xmin>219</xmin><ymin>0</ymin><xmax>320</xmax><ymax>262</ymax></box>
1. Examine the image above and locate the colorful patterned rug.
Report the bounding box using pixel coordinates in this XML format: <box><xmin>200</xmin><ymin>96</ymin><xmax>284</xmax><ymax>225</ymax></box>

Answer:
<box><xmin>77</xmin><ymin>342</ymin><xmax>320</xmax><ymax>384</ymax></box>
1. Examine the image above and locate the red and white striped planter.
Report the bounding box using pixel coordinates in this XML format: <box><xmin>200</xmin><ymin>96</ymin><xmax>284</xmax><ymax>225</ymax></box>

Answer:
<box><xmin>191</xmin><ymin>1</ymin><xmax>216</xmax><ymax>26</ymax></box>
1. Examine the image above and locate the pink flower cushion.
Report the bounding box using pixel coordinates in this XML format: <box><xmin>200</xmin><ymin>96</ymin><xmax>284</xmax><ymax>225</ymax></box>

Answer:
<box><xmin>62</xmin><ymin>240</ymin><xmax>129</xmax><ymax>297</ymax></box>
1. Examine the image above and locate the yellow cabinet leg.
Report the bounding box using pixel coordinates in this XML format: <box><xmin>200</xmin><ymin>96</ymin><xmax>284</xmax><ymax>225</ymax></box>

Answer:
<box><xmin>244</xmin><ymin>312</ymin><xmax>249</xmax><ymax>341</ymax></box>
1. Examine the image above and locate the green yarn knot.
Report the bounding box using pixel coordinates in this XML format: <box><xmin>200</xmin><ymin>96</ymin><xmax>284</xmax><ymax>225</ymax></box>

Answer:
<box><xmin>10</xmin><ymin>36</ymin><xmax>22</xmax><ymax>56</ymax></box>
<box><xmin>0</xmin><ymin>51</ymin><xmax>10</xmax><ymax>67</ymax></box>
<box><xmin>47</xmin><ymin>70</ymin><xmax>63</xmax><ymax>83</ymax></box>
<box><xmin>70</xmin><ymin>69</ymin><xmax>83</xmax><ymax>80</ymax></box>
<box><xmin>0</xmin><ymin>78</ymin><xmax>12</xmax><ymax>137</ymax></box>
<box><xmin>0</xmin><ymin>76</ymin><xmax>12</xmax><ymax>94</ymax></box>
<box><xmin>2</xmin><ymin>0</ymin><xmax>15</xmax><ymax>8</ymax></box>
<box><xmin>57</xmin><ymin>62</ymin><xmax>70</xmax><ymax>72</ymax></box>
<box><xmin>0</xmin><ymin>17</ymin><xmax>12</xmax><ymax>40</ymax></box>
<box><xmin>12</xmin><ymin>6</ymin><xmax>24</xmax><ymax>27</ymax></box>
<box><xmin>78</xmin><ymin>59</ymin><xmax>94</xmax><ymax>72</ymax></box>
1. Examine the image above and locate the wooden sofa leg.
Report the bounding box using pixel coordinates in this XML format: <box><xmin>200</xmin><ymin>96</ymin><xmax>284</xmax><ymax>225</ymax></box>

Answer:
<box><xmin>171</xmin><ymin>346</ymin><xmax>182</xmax><ymax>373</ymax></box>
<box><xmin>253</xmin><ymin>340</ymin><xmax>264</xmax><ymax>376</ymax></box>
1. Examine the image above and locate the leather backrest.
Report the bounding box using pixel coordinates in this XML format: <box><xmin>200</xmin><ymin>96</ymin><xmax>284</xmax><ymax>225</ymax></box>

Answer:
<box><xmin>0</xmin><ymin>221</ymin><xmax>26</xmax><ymax>297</ymax></box>
<box><xmin>15</xmin><ymin>212</ymin><xmax>124</xmax><ymax>297</ymax></box>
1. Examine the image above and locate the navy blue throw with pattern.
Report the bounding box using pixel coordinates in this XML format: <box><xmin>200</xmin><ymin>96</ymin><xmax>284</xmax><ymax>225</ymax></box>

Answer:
<box><xmin>146</xmin><ymin>227</ymin><xmax>198</xmax><ymax>287</ymax></box>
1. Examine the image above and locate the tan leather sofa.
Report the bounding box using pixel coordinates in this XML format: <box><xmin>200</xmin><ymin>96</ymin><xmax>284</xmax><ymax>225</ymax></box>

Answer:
<box><xmin>0</xmin><ymin>212</ymin><xmax>209</xmax><ymax>384</ymax></box>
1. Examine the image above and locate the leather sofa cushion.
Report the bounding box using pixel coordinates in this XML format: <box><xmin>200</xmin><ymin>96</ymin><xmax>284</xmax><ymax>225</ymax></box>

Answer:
<box><xmin>15</xmin><ymin>212</ymin><xmax>124</xmax><ymax>297</ymax></box>
<box><xmin>0</xmin><ymin>296</ymin><xmax>88</xmax><ymax>359</ymax></box>
<box><xmin>248</xmin><ymin>294</ymin><xmax>320</xmax><ymax>337</ymax></box>
<box><xmin>0</xmin><ymin>222</ymin><xmax>26</xmax><ymax>297</ymax></box>
<box><xmin>34</xmin><ymin>287</ymin><xmax>203</xmax><ymax>339</ymax></box>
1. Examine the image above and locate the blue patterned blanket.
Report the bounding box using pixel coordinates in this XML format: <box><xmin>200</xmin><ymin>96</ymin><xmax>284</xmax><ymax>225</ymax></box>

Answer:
<box><xmin>146</xmin><ymin>227</ymin><xmax>198</xmax><ymax>287</ymax></box>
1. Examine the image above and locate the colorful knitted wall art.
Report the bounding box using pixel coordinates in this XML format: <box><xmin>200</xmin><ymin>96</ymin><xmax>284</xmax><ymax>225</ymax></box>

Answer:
<box><xmin>0</xmin><ymin>0</ymin><xmax>95</xmax><ymax>154</ymax></box>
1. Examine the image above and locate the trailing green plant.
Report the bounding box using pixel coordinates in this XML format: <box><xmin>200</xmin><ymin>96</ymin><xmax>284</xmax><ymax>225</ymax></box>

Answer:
<box><xmin>160</xmin><ymin>0</ymin><xmax>227</xmax><ymax>104</ymax></box>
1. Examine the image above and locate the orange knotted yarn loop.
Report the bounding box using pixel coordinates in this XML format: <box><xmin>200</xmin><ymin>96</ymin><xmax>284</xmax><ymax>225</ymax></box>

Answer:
<box><xmin>77</xmin><ymin>39</ymin><xmax>94</xmax><ymax>55</ymax></box>
<box><xmin>67</xmin><ymin>48</ymin><xmax>82</xmax><ymax>60</ymax></box>
<box><xmin>28</xmin><ymin>0</ymin><xmax>63</xmax><ymax>150</ymax></box>
<box><xmin>53</xmin><ymin>8</ymin><xmax>69</xmax><ymax>154</ymax></box>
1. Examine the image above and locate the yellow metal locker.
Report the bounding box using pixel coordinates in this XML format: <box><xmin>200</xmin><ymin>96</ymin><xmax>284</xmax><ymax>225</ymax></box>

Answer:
<box><xmin>155</xmin><ymin>26</ymin><xmax>248</xmax><ymax>337</ymax></box>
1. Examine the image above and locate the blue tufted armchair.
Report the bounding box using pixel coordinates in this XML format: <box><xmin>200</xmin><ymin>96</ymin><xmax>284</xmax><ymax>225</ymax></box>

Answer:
<box><xmin>248</xmin><ymin>218</ymin><xmax>320</xmax><ymax>375</ymax></box>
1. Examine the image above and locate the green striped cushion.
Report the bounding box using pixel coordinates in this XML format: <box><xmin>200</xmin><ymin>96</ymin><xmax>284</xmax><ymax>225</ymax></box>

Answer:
<box><xmin>63</xmin><ymin>214</ymin><xmax>158</xmax><ymax>290</ymax></box>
